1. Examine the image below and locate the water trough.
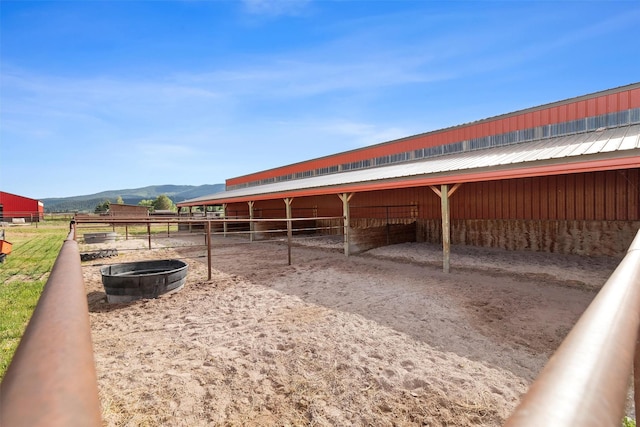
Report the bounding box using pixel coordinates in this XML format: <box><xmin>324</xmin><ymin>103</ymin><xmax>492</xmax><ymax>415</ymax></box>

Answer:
<box><xmin>100</xmin><ymin>259</ymin><xmax>188</xmax><ymax>303</ymax></box>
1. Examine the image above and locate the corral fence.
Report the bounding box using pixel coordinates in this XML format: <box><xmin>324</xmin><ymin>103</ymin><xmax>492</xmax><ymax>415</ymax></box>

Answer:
<box><xmin>0</xmin><ymin>211</ymin><xmax>44</xmax><ymax>224</ymax></box>
<box><xmin>72</xmin><ymin>214</ymin><xmax>346</xmax><ymax>274</ymax></box>
<box><xmin>0</xmin><ymin>223</ymin><xmax>101</xmax><ymax>427</ymax></box>
<box><xmin>1</xmin><ymin>218</ymin><xmax>640</xmax><ymax>426</ymax></box>
<box><xmin>503</xmin><ymin>229</ymin><xmax>640</xmax><ymax>426</ymax></box>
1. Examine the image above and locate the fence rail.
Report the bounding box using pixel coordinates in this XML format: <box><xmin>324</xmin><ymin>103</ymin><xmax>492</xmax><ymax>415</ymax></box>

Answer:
<box><xmin>0</xmin><ymin>225</ymin><xmax>102</xmax><ymax>427</ymax></box>
<box><xmin>504</xmin><ymin>229</ymin><xmax>640</xmax><ymax>426</ymax></box>
<box><xmin>3</xmin><ymin>219</ymin><xmax>640</xmax><ymax>426</ymax></box>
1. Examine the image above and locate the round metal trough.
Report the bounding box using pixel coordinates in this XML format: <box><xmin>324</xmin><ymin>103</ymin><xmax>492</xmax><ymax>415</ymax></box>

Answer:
<box><xmin>100</xmin><ymin>259</ymin><xmax>188</xmax><ymax>303</ymax></box>
<box><xmin>84</xmin><ymin>232</ymin><xmax>117</xmax><ymax>244</ymax></box>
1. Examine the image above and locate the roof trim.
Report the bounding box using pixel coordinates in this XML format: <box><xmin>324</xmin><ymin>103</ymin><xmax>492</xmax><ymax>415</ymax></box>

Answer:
<box><xmin>179</xmin><ymin>149</ymin><xmax>640</xmax><ymax>206</ymax></box>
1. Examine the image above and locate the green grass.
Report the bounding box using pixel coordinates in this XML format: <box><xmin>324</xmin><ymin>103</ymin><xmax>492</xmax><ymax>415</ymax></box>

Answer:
<box><xmin>0</xmin><ymin>219</ymin><xmax>180</xmax><ymax>378</ymax></box>
<box><xmin>0</xmin><ymin>220</ymin><xmax>69</xmax><ymax>378</ymax></box>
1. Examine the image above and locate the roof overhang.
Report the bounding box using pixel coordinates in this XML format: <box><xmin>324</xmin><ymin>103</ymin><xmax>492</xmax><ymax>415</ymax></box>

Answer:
<box><xmin>179</xmin><ymin>125</ymin><xmax>640</xmax><ymax>206</ymax></box>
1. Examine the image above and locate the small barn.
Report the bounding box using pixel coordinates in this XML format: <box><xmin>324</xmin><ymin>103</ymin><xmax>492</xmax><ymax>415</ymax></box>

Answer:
<box><xmin>0</xmin><ymin>191</ymin><xmax>44</xmax><ymax>223</ymax></box>
<box><xmin>108</xmin><ymin>204</ymin><xmax>150</xmax><ymax>217</ymax></box>
<box><xmin>178</xmin><ymin>83</ymin><xmax>640</xmax><ymax>258</ymax></box>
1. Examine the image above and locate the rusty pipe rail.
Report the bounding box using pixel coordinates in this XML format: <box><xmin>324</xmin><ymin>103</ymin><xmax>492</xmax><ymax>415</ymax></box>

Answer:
<box><xmin>504</xmin><ymin>229</ymin><xmax>640</xmax><ymax>426</ymax></box>
<box><xmin>0</xmin><ymin>226</ymin><xmax>101</xmax><ymax>427</ymax></box>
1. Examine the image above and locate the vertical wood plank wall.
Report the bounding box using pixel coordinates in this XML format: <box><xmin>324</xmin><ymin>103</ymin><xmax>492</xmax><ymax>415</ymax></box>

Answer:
<box><xmin>446</xmin><ymin>169</ymin><xmax>639</xmax><ymax>221</ymax></box>
<box><xmin>222</xmin><ymin>168</ymin><xmax>639</xmax><ymax>256</ymax></box>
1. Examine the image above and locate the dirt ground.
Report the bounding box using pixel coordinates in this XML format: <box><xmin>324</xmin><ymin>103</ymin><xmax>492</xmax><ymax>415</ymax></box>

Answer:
<box><xmin>80</xmin><ymin>233</ymin><xmax>619</xmax><ymax>426</ymax></box>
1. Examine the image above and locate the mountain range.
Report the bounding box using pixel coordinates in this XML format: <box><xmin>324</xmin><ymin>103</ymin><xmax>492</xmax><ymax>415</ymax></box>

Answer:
<box><xmin>42</xmin><ymin>184</ymin><xmax>225</xmax><ymax>212</ymax></box>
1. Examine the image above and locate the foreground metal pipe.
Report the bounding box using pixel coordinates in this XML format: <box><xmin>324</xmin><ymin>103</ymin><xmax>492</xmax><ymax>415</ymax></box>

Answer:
<box><xmin>0</xmin><ymin>229</ymin><xmax>102</xmax><ymax>427</ymax></box>
<box><xmin>504</xmin><ymin>230</ymin><xmax>640</xmax><ymax>426</ymax></box>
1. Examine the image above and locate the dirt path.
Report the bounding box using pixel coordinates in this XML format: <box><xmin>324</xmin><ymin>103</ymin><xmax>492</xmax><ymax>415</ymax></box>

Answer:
<box><xmin>82</xmin><ymin>236</ymin><xmax>615</xmax><ymax>426</ymax></box>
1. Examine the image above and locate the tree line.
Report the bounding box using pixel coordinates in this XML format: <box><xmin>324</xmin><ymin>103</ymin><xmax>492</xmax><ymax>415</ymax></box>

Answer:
<box><xmin>94</xmin><ymin>195</ymin><xmax>177</xmax><ymax>213</ymax></box>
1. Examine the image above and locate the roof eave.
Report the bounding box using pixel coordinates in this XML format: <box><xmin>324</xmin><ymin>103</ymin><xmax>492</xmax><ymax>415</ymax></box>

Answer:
<box><xmin>178</xmin><ymin>149</ymin><xmax>640</xmax><ymax>206</ymax></box>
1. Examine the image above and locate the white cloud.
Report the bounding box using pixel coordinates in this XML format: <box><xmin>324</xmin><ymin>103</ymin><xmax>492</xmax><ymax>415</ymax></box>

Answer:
<box><xmin>317</xmin><ymin>119</ymin><xmax>410</xmax><ymax>147</ymax></box>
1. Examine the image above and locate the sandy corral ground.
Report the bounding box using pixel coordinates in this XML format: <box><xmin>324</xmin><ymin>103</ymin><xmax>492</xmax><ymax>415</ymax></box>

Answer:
<box><xmin>80</xmin><ymin>233</ymin><xmax>621</xmax><ymax>426</ymax></box>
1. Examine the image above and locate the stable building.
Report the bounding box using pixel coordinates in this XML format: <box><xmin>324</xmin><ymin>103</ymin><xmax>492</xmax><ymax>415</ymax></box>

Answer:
<box><xmin>178</xmin><ymin>83</ymin><xmax>640</xmax><ymax>259</ymax></box>
<box><xmin>0</xmin><ymin>191</ymin><xmax>44</xmax><ymax>222</ymax></box>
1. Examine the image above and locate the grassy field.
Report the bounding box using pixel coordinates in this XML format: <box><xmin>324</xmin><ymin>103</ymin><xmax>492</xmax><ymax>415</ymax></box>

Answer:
<box><xmin>0</xmin><ymin>220</ymin><xmax>69</xmax><ymax>378</ymax></box>
<box><xmin>0</xmin><ymin>219</ymin><xmax>182</xmax><ymax>379</ymax></box>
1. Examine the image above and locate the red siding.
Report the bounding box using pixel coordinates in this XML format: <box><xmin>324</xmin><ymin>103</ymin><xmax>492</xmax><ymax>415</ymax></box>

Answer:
<box><xmin>0</xmin><ymin>191</ymin><xmax>43</xmax><ymax>218</ymax></box>
<box><xmin>443</xmin><ymin>169</ymin><xmax>639</xmax><ymax>221</ymax></box>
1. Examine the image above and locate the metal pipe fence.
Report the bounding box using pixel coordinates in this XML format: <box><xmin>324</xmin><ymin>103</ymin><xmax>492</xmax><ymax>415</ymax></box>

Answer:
<box><xmin>74</xmin><ymin>215</ymin><xmax>346</xmax><ymax>273</ymax></box>
<box><xmin>0</xmin><ymin>225</ymin><xmax>102</xmax><ymax>427</ymax></box>
<box><xmin>504</xmin><ymin>229</ymin><xmax>640</xmax><ymax>426</ymax></box>
<box><xmin>6</xmin><ymin>216</ymin><xmax>638</xmax><ymax>426</ymax></box>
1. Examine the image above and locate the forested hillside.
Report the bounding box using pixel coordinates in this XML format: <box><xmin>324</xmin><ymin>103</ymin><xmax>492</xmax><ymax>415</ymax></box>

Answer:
<box><xmin>42</xmin><ymin>184</ymin><xmax>224</xmax><ymax>212</ymax></box>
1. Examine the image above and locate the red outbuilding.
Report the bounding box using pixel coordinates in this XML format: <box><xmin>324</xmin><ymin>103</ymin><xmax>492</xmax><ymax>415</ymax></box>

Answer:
<box><xmin>0</xmin><ymin>191</ymin><xmax>45</xmax><ymax>222</ymax></box>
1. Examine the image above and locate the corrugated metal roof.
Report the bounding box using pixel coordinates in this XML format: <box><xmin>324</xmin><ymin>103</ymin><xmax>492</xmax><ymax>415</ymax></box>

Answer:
<box><xmin>181</xmin><ymin>125</ymin><xmax>640</xmax><ymax>205</ymax></box>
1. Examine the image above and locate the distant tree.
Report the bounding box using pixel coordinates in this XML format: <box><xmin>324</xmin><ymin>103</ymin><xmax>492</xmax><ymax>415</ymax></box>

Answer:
<box><xmin>154</xmin><ymin>194</ymin><xmax>176</xmax><ymax>211</ymax></box>
<box><xmin>94</xmin><ymin>200</ymin><xmax>111</xmax><ymax>214</ymax></box>
<box><xmin>138</xmin><ymin>199</ymin><xmax>155</xmax><ymax>211</ymax></box>
<box><xmin>116</xmin><ymin>196</ymin><xmax>124</xmax><ymax>204</ymax></box>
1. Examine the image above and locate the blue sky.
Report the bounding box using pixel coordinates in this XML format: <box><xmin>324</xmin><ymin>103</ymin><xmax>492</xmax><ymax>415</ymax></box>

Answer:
<box><xmin>1</xmin><ymin>0</ymin><xmax>639</xmax><ymax>199</ymax></box>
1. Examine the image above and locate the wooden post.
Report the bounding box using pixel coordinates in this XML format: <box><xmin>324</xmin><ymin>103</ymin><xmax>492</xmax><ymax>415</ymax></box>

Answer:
<box><xmin>284</xmin><ymin>198</ymin><xmax>293</xmax><ymax>265</ymax></box>
<box><xmin>125</xmin><ymin>225</ymin><xmax>128</xmax><ymax>240</ymax></box>
<box><xmin>222</xmin><ymin>203</ymin><xmax>228</xmax><ymax>238</ymax></box>
<box><xmin>430</xmin><ymin>183</ymin><xmax>462</xmax><ymax>273</ymax></box>
<box><xmin>441</xmin><ymin>184</ymin><xmax>450</xmax><ymax>274</ymax></box>
<box><xmin>248</xmin><ymin>201</ymin><xmax>254</xmax><ymax>242</ymax></box>
<box><xmin>338</xmin><ymin>193</ymin><xmax>354</xmax><ymax>257</ymax></box>
<box><xmin>206</xmin><ymin>220</ymin><xmax>212</xmax><ymax>281</ymax></box>
<box><xmin>147</xmin><ymin>223</ymin><xmax>151</xmax><ymax>250</ymax></box>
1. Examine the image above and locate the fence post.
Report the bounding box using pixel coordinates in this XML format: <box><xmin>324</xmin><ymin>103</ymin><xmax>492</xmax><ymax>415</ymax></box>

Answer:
<box><xmin>206</xmin><ymin>220</ymin><xmax>212</xmax><ymax>280</ymax></box>
<box><xmin>285</xmin><ymin>198</ymin><xmax>293</xmax><ymax>265</ymax></box>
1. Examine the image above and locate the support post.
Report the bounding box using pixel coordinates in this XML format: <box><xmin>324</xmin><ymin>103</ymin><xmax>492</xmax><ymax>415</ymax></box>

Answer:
<box><xmin>222</xmin><ymin>203</ymin><xmax>228</xmax><ymax>238</ymax></box>
<box><xmin>147</xmin><ymin>223</ymin><xmax>151</xmax><ymax>250</ymax></box>
<box><xmin>338</xmin><ymin>193</ymin><xmax>354</xmax><ymax>257</ymax></box>
<box><xmin>284</xmin><ymin>198</ymin><xmax>293</xmax><ymax>265</ymax></box>
<box><xmin>206</xmin><ymin>220</ymin><xmax>212</xmax><ymax>281</ymax></box>
<box><xmin>248</xmin><ymin>201</ymin><xmax>254</xmax><ymax>242</ymax></box>
<box><xmin>430</xmin><ymin>183</ymin><xmax>462</xmax><ymax>273</ymax></box>
<box><xmin>441</xmin><ymin>184</ymin><xmax>450</xmax><ymax>274</ymax></box>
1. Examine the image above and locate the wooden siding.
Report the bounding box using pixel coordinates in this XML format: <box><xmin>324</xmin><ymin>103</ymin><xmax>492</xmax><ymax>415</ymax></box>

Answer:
<box><xmin>223</xmin><ymin>169</ymin><xmax>639</xmax><ymax>223</ymax></box>
<box><xmin>449</xmin><ymin>169</ymin><xmax>639</xmax><ymax>221</ymax></box>
<box><xmin>218</xmin><ymin>169</ymin><xmax>639</xmax><ymax>257</ymax></box>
